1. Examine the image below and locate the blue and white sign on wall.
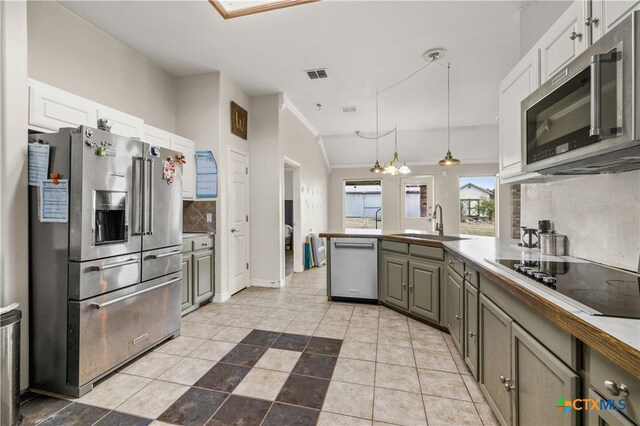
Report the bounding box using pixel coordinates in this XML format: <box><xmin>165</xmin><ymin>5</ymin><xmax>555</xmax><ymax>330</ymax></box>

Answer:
<box><xmin>195</xmin><ymin>150</ymin><xmax>218</xmax><ymax>198</ymax></box>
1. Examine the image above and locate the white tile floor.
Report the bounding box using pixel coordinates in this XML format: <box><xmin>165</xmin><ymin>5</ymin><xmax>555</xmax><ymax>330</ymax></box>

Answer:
<box><xmin>22</xmin><ymin>266</ymin><xmax>501</xmax><ymax>426</ymax></box>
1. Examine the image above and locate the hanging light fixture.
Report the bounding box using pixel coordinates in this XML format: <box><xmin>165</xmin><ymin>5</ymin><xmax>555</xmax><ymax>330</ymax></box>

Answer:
<box><xmin>438</xmin><ymin>63</ymin><xmax>461</xmax><ymax>166</ymax></box>
<box><xmin>383</xmin><ymin>127</ymin><xmax>411</xmax><ymax>176</ymax></box>
<box><xmin>368</xmin><ymin>91</ymin><xmax>386</xmax><ymax>173</ymax></box>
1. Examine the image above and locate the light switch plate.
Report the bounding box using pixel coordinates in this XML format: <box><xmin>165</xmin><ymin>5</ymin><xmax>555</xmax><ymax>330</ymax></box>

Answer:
<box><xmin>206</xmin><ymin>213</ymin><xmax>212</xmax><ymax>223</ymax></box>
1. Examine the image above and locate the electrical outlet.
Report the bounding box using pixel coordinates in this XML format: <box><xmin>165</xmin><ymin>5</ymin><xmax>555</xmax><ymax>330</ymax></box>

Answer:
<box><xmin>206</xmin><ymin>213</ymin><xmax>212</xmax><ymax>223</ymax></box>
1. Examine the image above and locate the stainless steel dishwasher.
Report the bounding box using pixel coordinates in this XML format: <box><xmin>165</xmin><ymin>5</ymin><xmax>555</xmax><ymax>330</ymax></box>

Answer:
<box><xmin>330</xmin><ymin>238</ymin><xmax>378</xmax><ymax>302</ymax></box>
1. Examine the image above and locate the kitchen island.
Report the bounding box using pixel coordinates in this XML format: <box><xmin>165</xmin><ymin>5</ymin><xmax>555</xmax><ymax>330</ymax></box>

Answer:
<box><xmin>320</xmin><ymin>229</ymin><xmax>640</xmax><ymax>425</ymax></box>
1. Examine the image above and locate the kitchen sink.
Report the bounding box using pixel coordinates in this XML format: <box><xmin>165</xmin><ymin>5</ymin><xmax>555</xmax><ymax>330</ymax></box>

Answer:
<box><xmin>392</xmin><ymin>233</ymin><xmax>466</xmax><ymax>242</ymax></box>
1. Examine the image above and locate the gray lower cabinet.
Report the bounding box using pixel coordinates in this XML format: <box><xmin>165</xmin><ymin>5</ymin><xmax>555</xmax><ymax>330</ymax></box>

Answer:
<box><xmin>479</xmin><ymin>293</ymin><xmax>579</xmax><ymax>426</ymax></box>
<box><xmin>182</xmin><ymin>236</ymin><xmax>214</xmax><ymax>313</ymax></box>
<box><xmin>380</xmin><ymin>252</ymin><xmax>409</xmax><ymax>311</ymax></box>
<box><xmin>193</xmin><ymin>249</ymin><xmax>214</xmax><ymax>303</ymax></box>
<box><xmin>464</xmin><ymin>281</ymin><xmax>478</xmax><ymax>378</ymax></box>
<box><xmin>444</xmin><ymin>265</ymin><xmax>464</xmax><ymax>354</ymax></box>
<box><xmin>408</xmin><ymin>259</ymin><xmax>441</xmax><ymax>323</ymax></box>
<box><xmin>479</xmin><ymin>293</ymin><xmax>513</xmax><ymax>426</ymax></box>
<box><xmin>587</xmin><ymin>389</ymin><xmax>635</xmax><ymax>426</ymax></box>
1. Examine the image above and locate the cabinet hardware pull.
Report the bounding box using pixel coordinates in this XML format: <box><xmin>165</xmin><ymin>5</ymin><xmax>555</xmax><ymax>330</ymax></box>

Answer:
<box><xmin>505</xmin><ymin>383</ymin><xmax>516</xmax><ymax>392</ymax></box>
<box><xmin>605</xmin><ymin>380</ymin><xmax>629</xmax><ymax>397</ymax></box>
<box><xmin>455</xmin><ymin>315</ymin><xmax>462</xmax><ymax>320</ymax></box>
<box><xmin>585</xmin><ymin>17</ymin><xmax>599</xmax><ymax>27</ymax></box>
<box><xmin>569</xmin><ymin>31</ymin><xmax>582</xmax><ymax>41</ymax></box>
<box><xmin>468</xmin><ymin>331</ymin><xmax>476</xmax><ymax>337</ymax></box>
<box><xmin>500</xmin><ymin>376</ymin><xmax>509</xmax><ymax>384</ymax></box>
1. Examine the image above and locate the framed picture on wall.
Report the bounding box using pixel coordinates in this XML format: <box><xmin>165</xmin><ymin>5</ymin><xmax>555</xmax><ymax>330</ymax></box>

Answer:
<box><xmin>230</xmin><ymin>101</ymin><xmax>248</xmax><ymax>140</ymax></box>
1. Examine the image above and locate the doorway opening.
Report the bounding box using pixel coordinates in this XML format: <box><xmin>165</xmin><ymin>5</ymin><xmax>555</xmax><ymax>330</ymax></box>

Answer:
<box><xmin>459</xmin><ymin>176</ymin><xmax>496</xmax><ymax>236</ymax></box>
<box><xmin>344</xmin><ymin>180</ymin><xmax>382</xmax><ymax>229</ymax></box>
<box><xmin>284</xmin><ymin>165</ymin><xmax>295</xmax><ymax>277</ymax></box>
<box><xmin>400</xmin><ymin>176</ymin><xmax>435</xmax><ymax>231</ymax></box>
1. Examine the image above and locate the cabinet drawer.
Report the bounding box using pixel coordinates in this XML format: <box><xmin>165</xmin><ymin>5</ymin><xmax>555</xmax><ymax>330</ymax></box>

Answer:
<box><xmin>588</xmin><ymin>347</ymin><xmax>640</xmax><ymax>424</ymax></box>
<box><xmin>410</xmin><ymin>244</ymin><xmax>444</xmax><ymax>261</ymax></box>
<box><xmin>445</xmin><ymin>251</ymin><xmax>464</xmax><ymax>279</ymax></box>
<box><xmin>192</xmin><ymin>235</ymin><xmax>214</xmax><ymax>251</ymax></box>
<box><xmin>381</xmin><ymin>241</ymin><xmax>409</xmax><ymax>255</ymax></box>
<box><xmin>464</xmin><ymin>263</ymin><xmax>479</xmax><ymax>288</ymax></box>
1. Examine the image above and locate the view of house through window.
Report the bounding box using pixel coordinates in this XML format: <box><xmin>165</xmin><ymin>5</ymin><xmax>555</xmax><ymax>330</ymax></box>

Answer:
<box><xmin>460</xmin><ymin>177</ymin><xmax>496</xmax><ymax>236</ymax></box>
<box><xmin>404</xmin><ymin>184</ymin><xmax>428</xmax><ymax>218</ymax></box>
<box><xmin>344</xmin><ymin>180</ymin><xmax>382</xmax><ymax>229</ymax></box>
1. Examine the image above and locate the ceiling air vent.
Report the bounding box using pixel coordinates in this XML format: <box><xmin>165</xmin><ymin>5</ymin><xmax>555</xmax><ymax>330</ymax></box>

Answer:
<box><xmin>306</xmin><ymin>68</ymin><xmax>328</xmax><ymax>79</ymax></box>
<box><xmin>340</xmin><ymin>106</ymin><xmax>358</xmax><ymax>114</ymax></box>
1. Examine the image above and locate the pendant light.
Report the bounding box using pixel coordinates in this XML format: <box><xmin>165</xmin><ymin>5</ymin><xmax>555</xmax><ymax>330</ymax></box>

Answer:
<box><xmin>369</xmin><ymin>90</ymin><xmax>386</xmax><ymax>173</ymax></box>
<box><xmin>384</xmin><ymin>127</ymin><xmax>411</xmax><ymax>176</ymax></box>
<box><xmin>438</xmin><ymin>63</ymin><xmax>461</xmax><ymax>166</ymax></box>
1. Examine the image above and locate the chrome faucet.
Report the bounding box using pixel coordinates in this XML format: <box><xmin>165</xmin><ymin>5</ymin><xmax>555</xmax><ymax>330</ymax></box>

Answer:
<box><xmin>432</xmin><ymin>203</ymin><xmax>444</xmax><ymax>236</ymax></box>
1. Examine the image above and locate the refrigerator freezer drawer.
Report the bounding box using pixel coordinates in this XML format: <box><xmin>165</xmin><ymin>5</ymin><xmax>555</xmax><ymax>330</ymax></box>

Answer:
<box><xmin>330</xmin><ymin>238</ymin><xmax>378</xmax><ymax>300</ymax></box>
<box><xmin>68</xmin><ymin>254</ymin><xmax>142</xmax><ymax>300</ymax></box>
<box><xmin>141</xmin><ymin>246</ymin><xmax>182</xmax><ymax>282</ymax></box>
<box><xmin>67</xmin><ymin>274</ymin><xmax>181</xmax><ymax>387</ymax></box>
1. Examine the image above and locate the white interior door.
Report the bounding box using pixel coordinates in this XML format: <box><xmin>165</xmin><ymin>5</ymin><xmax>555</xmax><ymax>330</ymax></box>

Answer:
<box><xmin>400</xmin><ymin>176</ymin><xmax>435</xmax><ymax>231</ymax></box>
<box><xmin>228</xmin><ymin>149</ymin><xmax>249</xmax><ymax>295</ymax></box>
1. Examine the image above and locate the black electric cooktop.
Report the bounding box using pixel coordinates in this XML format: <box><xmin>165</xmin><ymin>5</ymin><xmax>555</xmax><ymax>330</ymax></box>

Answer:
<box><xmin>494</xmin><ymin>259</ymin><xmax>640</xmax><ymax>319</ymax></box>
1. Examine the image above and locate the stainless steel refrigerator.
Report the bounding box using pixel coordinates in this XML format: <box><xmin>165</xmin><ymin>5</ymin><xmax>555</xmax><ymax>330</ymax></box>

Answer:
<box><xmin>29</xmin><ymin>126</ymin><xmax>183</xmax><ymax>397</ymax></box>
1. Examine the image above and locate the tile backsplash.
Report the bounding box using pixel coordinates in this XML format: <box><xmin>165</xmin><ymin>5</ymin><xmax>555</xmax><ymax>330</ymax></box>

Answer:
<box><xmin>183</xmin><ymin>200</ymin><xmax>216</xmax><ymax>233</ymax></box>
<box><xmin>521</xmin><ymin>171</ymin><xmax>640</xmax><ymax>271</ymax></box>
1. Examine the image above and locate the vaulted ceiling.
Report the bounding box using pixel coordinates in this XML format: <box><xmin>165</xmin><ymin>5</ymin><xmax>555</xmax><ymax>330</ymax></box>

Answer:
<box><xmin>60</xmin><ymin>0</ymin><xmax>521</xmax><ymax>167</ymax></box>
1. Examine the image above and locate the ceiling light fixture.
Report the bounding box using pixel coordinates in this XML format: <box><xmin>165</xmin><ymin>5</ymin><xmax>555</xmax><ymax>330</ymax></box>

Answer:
<box><xmin>210</xmin><ymin>0</ymin><xmax>318</xmax><ymax>20</ymax></box>
<box><xmin>438</xmin><ymin>63</ymin><xmax>461</xmax><ymax>166</ymax></box>
<box><xmin>384</xmin><ymin>127</ymin><xmax>411</xmax><ymax>176</ymax></box>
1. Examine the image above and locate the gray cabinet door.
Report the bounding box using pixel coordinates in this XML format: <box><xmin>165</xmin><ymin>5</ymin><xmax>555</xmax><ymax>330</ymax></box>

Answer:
<box><xmin>479</xmin><ymin>294</ymin><xmax>513</xmax><ymax>426</ymax></box>
<box><xmin>512</xmin><ymin>323</ymin><xmax>579</xmax><ymax>426</ymax></box>
<box><xmin>445</xmin><ymin>266</ymin><xmax>463</xmax><ymax>354</ymax></box>
<box><xmin>464</xmin><ymin>281</ymin><xmax>479</xmax><ymax>379</ymax></box>
<box><xmin>381</xmin><ymin>252</ymin><xmax>408</xmax><ymax>310</ymax></box>
<box><xmin>408</xmin><ymin>259</ymin><xmax>441</xmax><ymax>323</ymax></box>
<box><xmin>587</xmin><ymin>388</ymin><xmax>635</xmax><ymax>426</ymax></box>
<box><xmin>181</xmin><ymin>253</ymin><xmax>193</xmax><ymax>311</ymax></box>
<box><xmin>193</xmin><ymin>249</ymin><xmax>214</xmax><ymax>303</ymax></box>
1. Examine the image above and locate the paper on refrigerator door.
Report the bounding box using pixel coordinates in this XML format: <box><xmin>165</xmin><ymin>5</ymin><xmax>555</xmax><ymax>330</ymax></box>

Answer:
<box><xmin>39</xmin><ymin>179</ymin><xmax>69</xmax><ymax>223</ymax></box>
<box><xmin>28</xmin><ymin>143</ymin><xmax>50</xmax><ymax>186</ymax></box>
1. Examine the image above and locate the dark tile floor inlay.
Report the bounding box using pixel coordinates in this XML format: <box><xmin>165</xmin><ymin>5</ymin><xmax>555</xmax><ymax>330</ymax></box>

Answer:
<box><xmin>207</xmin><ymin>395</ymin><xmax>272</xmax><ymax>426</ymax></box>
<box><xmin>19</xmin><ymin>395</ymin><xmax>73</xmax><ymax>425</ymax></box>
<box><xmin>219</xmin><ymin>344</ymin><xmax>269</xmax><ymax>367</ymax></box>
<box><xmin>304</xmin><ymin>337</ymin><xmax>343</xmax><ymax>357</ymax></box>
<box><xmin>94</xmin><ymin>411</ymin><xmax>151</xmax><ymax>426</ymax></box>
<box><xmin>240</xmin><ymin>329</ymin><xmax>282</xmax><ymax>347</ymax></box>
<box><xmin>38</xmin><ymin>402</ymin><xmax>110</xmax><ymax>426</ymax></box>
<box><xmin>194</xmin><ymin>362</ymin><xmax>251</xmax><ymax>393</ymax></box>
<box><xmin>262</xmin><ymin>402</ymin><xmax>320</xmax><ymax>426</ymax></box>
<box><xmin>293</xmin><ymin>353</ymin><xmax>337</xmax><ymax>379</ymax></box>
<box><xmin>159</xmin><ymin>387</ymin><xmax>228</xmax><ymax>426</ymax></box>
<box><xmin>276</xmin><ymin>374</ymin><xmax>330</xmax><ymax>410</ymax></box>
<box><xmin>272</xmin><ymin>333</ymin><xmax>311</xmax><ymax>352</ymax></box>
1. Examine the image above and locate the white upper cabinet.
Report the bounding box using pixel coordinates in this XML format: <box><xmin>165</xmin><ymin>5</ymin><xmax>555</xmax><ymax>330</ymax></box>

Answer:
<box><xmin>96</xmin><ymin>105</ymin><xmax>144</xmax><ymax>139</ymax></box>
<box><xmin>498</xmin><ymin>48</ymin><xmax>543</xmax><ymax>183</ymax></box>
<box><xmin>538</xmin><ymin>0</ymin><xmax>587</xmax><ymax>83</ymax></box>
<box><xmin>28</xmin><ymin>80</ymin><xmax>97</xmax><ymax>132</ymax></box>
<box><xmin>170</xmin><ymin>135</ymin><xmax>196</xmax><ymax>200</ymax></box>
<box><xmin>143</xmin><ymin>124</ymin><xmax>173</xmax><ymax>149</ymax></box>
<box><xmin>591</xmin><ymin>0</ymin><xmax>640</xmax><ymax>42</ymax></box>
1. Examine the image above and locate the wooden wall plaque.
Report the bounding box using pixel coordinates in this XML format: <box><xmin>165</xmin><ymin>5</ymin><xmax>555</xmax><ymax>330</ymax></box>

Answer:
<box><xmin>230</xmin><ymin>101</ymin><xmax>248</xmax><ymax>140</ymax></box>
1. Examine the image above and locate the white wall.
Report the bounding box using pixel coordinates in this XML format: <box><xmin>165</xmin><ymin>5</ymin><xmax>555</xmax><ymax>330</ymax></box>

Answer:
<box><xmin>1</xmin><ymin>0</ymin><xmax>30</xmax><ymax>390</ymax></box>
<box><xmin>249</xmin><ymin>95</ymin><xmax>282</xmax><ymax>286</ymax></box>
<box><xmin>27</xmin><ymin>1</ymin><xmax>176</xmax><ymax>130</ymax></box>
<box><xmin>521</xmin><ymin>172</ymin><xmax>640</xmax><ymax>271</ymax></box>
<box><xmin>329</xmin><ymin>163</ymin><xmax>510</xmax><ymax>237</ymax></box>
<box><xmin>175</xmin><ymin>71</ymin><xmax>251</xmax><ymax>300</ymax></box>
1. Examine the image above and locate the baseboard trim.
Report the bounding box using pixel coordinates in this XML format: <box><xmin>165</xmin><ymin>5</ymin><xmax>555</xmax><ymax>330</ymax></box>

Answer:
<box><xmin>212</xmin><ymin>291</ymin><xmax>231</xmax><ymax>303</ymax></box>
<box><xmin>251</xmin><ymin>279</ymin><xmax>282</xmax><ymax>288</ymax></box>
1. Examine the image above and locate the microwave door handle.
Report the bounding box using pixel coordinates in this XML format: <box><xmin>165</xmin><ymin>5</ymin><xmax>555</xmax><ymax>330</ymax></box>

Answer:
<box><xmin>590</xmin><ymin>50</ymin><xmax>623</xmax><ymax>138</ymax></box>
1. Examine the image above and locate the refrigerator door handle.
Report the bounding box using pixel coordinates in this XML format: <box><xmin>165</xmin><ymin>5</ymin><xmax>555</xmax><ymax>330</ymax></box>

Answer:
<box><xmin>146</xmin><ymin>158</ymin><xmax>154</xmax><ymax>236</ymax></box>
<box><xmin>132</xmin><ymin>157</ymin><xmax>144</xmax><ymax>236</ymax></box>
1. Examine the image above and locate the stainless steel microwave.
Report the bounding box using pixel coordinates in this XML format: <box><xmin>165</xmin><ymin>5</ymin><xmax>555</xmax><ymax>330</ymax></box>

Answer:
<box><xmin>521</xmin><ymin>11</ymin><xmax>640</xmax><ymax>175</ymax></box>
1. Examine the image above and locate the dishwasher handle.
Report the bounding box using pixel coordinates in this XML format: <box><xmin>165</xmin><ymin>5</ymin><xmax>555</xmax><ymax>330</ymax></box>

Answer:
<box><xmin>333</xmin><ymin>242</ymin><xmax>375</xmax><ymax>249</ymax></box>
